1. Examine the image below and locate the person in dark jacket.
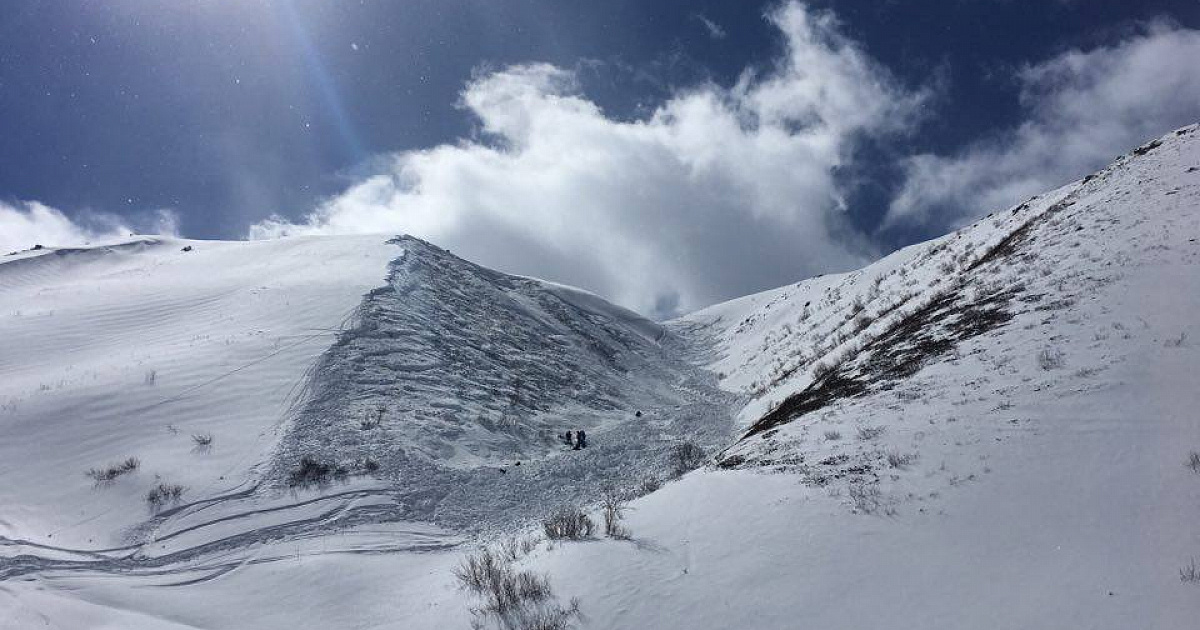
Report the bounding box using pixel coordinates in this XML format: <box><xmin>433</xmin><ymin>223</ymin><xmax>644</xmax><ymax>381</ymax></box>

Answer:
<box><xmin>575</xmin><ymin>430</ymin><xmax>587</xmax><ymax>450</ymax></box>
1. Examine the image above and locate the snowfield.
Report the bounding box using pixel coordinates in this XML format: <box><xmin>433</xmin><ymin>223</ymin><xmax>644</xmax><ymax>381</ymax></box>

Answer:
<box><xmin>0</xmin><ymin>235</ymin><xmax>403</xmax><ymax>549</ymax></box>
<box><xmin>4</xmin><ymin>125</ymin><xmax>1200</xmax><ymax>628</ymax></box>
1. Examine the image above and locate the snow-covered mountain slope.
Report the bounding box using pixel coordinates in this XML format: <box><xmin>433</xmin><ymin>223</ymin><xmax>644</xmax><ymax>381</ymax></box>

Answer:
<box><xmin>0</xmin><ymin>232</ymin><xmax>733</xmax><ymax>596</ymax></box>
<box><xmin>268</xmin><ymin>236</ymin><xmax>734</xmax><ymax>530</ymax></box>
<box><xmin>4</xmin><ymin>125</ymin><xmax>1200</xmax><ymax>629</ymax></box>
<box><xmin>0</xmin><ymin>235</ymin><xmax>403</xmax><ymax>549</ymax></box>
<box><xmin>517</xmin><ymin>123</ymin><xmax>1200</xmax><ymax>628</ymax></box>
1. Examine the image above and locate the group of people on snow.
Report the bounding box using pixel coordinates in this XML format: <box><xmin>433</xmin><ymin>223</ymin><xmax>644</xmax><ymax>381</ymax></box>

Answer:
<box><xmin>560</xmin><ymin>429</ymin><xmax>587</xmax><ymax>450</ymax></box>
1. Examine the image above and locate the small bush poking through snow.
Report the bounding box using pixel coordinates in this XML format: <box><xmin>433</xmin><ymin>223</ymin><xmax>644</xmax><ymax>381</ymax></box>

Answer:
<box><xmin>599</xmin><ymin>484</ymin><xmax>630</xmax><ymax>539</ymax></box>
<box><xmin>638</xmin><ymin>475</ymin><xmax>662</xmax><ymax>495</ymax></box>
<box><xmin>1186</xmin><ymin>451</ymin><xmax>1200</xmax><ymax>474</ymax></box>
<box><xmin>542</xmin><ymin>506</ymin><xmax>594</xmax><ymax>540</ymax></box>
<box><xmin>668</xmin><ymin>441</ymin><xmax>707</xmax><ymax>477</ymax></box>
<box><xmin>1037</xmin><ymin>348</ymin><xmax>1066</xmax><ymax>370</ymax></box>
<box><xmin>886</xmin><ymin>451</ymin><xmax>918</xmax><ymax>469</ymax></box>
<box><xmin>85</xmin><ymin>457</ymin><xmax>140</xmax><ymax>485</ymax></box>
<box><xmin>499</xmin><ymin>537</ymin><xmax>521</xmax><ymax>563</ymax></box>
<box><xmin>824</xmin><ymin>430</ymin><xmax>842</xmax><ymax>441</ymax></box>
<box><xmin>454</xmin><ymin>547</ymin><xmax>582</xmax><ymax>630</ymax></box>
<box><xmin>191</xmin><ymin>433</ymin><xmax>213</xmax><ymax>452</ymax></box>
<box><xmin>848</xmin><ymin>480</ymin><xmax>882</xmax><ymax>514</ymax></box>
<box><xmin>1181</xmin><ymin>558</ymin><xmax>1200</xmax><ymax>583</ymax></box>
<box><xmin>856</xmin><ymin>426</ymin><xmax>886</xmax><ymax>441</ymax></box>
<box><xmin>454</xmin><ymin>548</ymin><xmax>508</xmax><ymax>596</ymax></box>
<box><xmin>146</xmin><ymin>483</ymin><xmax>185</xmax><ymax>511</ymax></box>
<box><xmin>287</xmin><ymin>455</ymin><xmax>348</xmax><ymax>488</ymax></box>
<box><xmin>1164</xmin><ymin>332</ymin><xmax>1187</xmax><ymax>348</ymax></box>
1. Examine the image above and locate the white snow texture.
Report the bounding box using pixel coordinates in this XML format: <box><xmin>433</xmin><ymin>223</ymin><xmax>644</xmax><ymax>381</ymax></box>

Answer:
<box><xmin>3</xmin><ymin>125</ymin><xmax>1200</xmax><ymax>628</ymax></box>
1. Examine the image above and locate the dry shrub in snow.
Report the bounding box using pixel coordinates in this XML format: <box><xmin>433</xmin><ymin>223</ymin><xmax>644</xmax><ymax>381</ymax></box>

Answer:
<box><xmin>499</xmin><ymin>537</ymin><xmax>521</xmax><ymax>563</ymax></box>
<box><xmin>638</xmin><ymin>475</ymin><xmax>662</xmax><ymax>495</ymax></box>
<box><xmin>542</xmin><ymin>506</ymin><xmax>593</xmax><ymax>540</ymax></box>
<box><xmin>85</xmin><ymin>457</ymin><xmax>140</xmax><ymax>485</ymax></box>
<box><xmin>856</xmin><ymin>425</ymin><xmax>886</xmax><ymax>441</ymax></box>
<box><xmin>824</xmin><ymin>430</ymin><xmax>842</xmax><ymax>441</ymax></box>
<box><xmin>848</xmin><ymin>480</ymin><xmax>882</xmax><ymax>514</ymax></box>
<box><xmin>886</xmin><ymin>451</ymin><xmax>918</xmax><ymax>469</ymax></box>
<box><xmin>599</xmin><ymin>484</ymin><xmax>630</xmax><ymax>539</ymax></box>
<box><xmin>1037</xmin><ymin>348</ymin><xmax>1065</xmax><ymax>370</ymax></box>
<box><xmin>1181</xmin><ymin>558</ymin><xmax>1200</xmax><ymax>583</ymax></box>
<box><xmin>454</xmin><ymin>547</ymin><xmax>582</xmax><ymax>630</ymax></box>
<box><xmin>191</xmin><ymin>432</ymin><xmax>213</xmax><ymax>452</ymax></box>
<box><xmin>287</xmin><ymin>455</ymin><xmax>348</xmax><ymax>487</ymax></box>
<box><xmin>146</xmin><ymin>482</ymin><xmax>185</xmax><ymax>511</ymax></box>
<box><xmin>668</xmin><ymin>441</ymin><xmax>707</xmax><ymax>476</ymax></box>
<box><xmin>499</xmin><ymin>536</ymin><xmax>539</xmax><ymax>563</ymax></box>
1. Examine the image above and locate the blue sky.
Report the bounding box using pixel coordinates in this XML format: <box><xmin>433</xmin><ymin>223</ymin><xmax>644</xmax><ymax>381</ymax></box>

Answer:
<box><xmin>2</xmin><ymin>0</ymin><xmax>1199</xmax><ymax>315</ymax></box>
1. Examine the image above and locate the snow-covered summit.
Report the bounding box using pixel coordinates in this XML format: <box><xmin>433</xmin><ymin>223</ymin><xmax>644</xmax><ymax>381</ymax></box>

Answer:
<box><xmin>0</xmin><ymin>230</ymin><xmax>734</xmax><ymax>561</ymax></box>
<box><xmin>268</xmin><ymin>234</ymin><xmax>734</xmax><ymax>529</ymax></box>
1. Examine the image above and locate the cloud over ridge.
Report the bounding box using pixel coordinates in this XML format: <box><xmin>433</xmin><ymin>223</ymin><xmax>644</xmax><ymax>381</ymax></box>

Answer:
<box><xmin>252</xmin><ymin>2</ymin><xmax>926</xmax><ymax>316</ymax></box>
<box><xmin>888</xmin><ymin>20</ymin><xmax>1200</xmax><ymax>229</ymax></box>
<box><xmin>236</xmin><ymin>4</ymin><xmax>1200</xmax><ymax>316</ymax></box>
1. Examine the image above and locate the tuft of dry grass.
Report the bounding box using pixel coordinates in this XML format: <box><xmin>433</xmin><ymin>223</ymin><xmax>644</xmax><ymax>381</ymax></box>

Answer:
<box><xmin>1181</xmin><ymin>558</ymin><xmax>1200</xmax><ymax>583</ymax></box>
<box><xmin>856</xmin><ymin>426</ymin><xmax>886</xmax><ymax>441</ymax></box>
<box><xmin>191</xmin><ymin>432</ymin><xmax>214</xmax><ymax>453</ymax></box>
<box><xmin>1186</xmin><ymin>451</ymin><xmax>1200</xmax><ymax>474</ymax></box>
<box><xmin>1037</xmin><ymin>348</ymin><xmax>1065</xmax><ymax>370</ymax></box>
<box><xmin>848</xmin><ymin>481</ymin><xmax>882</xmax><ymax>514</ymax></box>
<box><xmin>886</xmin><ymin>451</ymin><xmax>918</xmax><ymax>469</ymax></box>
<box><xmin>146</xmin><ymin>482</ymin><xmax>186</xmax><ymax>511</ymax></box>
<box><xmin>85</xmin><ymin>457</ymin><xmax>140</xmax><ymax>485</ymax></box>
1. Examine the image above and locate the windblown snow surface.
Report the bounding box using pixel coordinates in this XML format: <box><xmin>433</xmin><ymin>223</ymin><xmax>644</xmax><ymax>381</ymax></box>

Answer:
<box><xmin>4</xmin><ymin>125</ymin><xmax>1200</xmax><ymax>629</ymax></box>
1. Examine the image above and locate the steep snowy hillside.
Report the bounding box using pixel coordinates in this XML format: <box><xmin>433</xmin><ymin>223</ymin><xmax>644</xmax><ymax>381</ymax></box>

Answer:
<box><xmin>0</xmin><ymin>232</ymin><xmax>733</xmax><ymax>607</ymax></box>
<box><xmin>517</xmin><ymin>123</ymin><xmax>1200</xmax><ymax>628</ymax></box>
<box><xmin>269</xmin><ymin>236</ymin><xmax>734</xmax><ymax>530</ymax></box>
<box><xmin>4</xmin><ymin>125</ymin><xmax>1200</xmax><ymax>630</ymax></box>
<box><xmin>0</xmin><ymin>235</ymin><xmax>402</xmax><ymax>549</ymax></box>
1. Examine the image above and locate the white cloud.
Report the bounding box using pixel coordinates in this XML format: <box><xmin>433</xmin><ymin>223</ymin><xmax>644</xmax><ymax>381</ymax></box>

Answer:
<box><xmin>888</xmin><ymin>21</ymin><xmax>1200</xmax><ymax>228</ymax></box>
<box><xmin>695</xmin><ymin>14</ymin><xmax>727</xmax><ymax>40</ymax></box>
<box><xmin>0</xmin><ymin>201</ymin><xmax>178</xmax><ymax>254</ymax></box>
<box><xmin>250</xmin><ymin>2</ymin><xmax>926</xmax><ymax>316</ymax></box>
